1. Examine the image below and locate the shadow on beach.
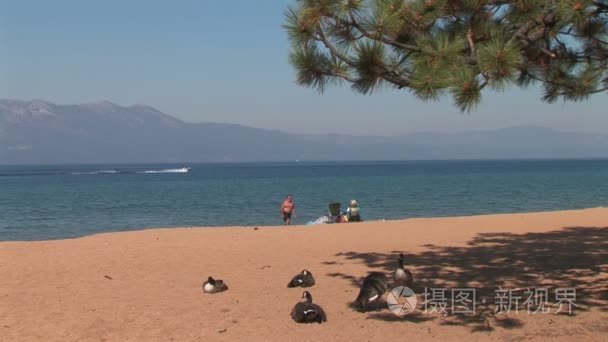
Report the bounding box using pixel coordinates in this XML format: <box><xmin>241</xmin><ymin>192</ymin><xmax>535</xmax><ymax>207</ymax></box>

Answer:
<box><xmin>326</xmin><ymin>226</ymin><xmax>608</xmax><ymax>332</ymax></box>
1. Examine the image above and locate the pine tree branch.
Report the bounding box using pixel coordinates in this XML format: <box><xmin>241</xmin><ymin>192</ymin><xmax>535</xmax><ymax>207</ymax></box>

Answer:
<box><xmin>555</xmin><ymin>86</ymin><xmax>608</xmax><ymax>96</ymax></box>
<box><xmin>315</xmin><ymin>28</ymin><xmax>356</xmax><ymax>68</ymax></box>
<box><xmin>524</xmin><ymin>71</ymin><xmax>608</xmax><ymax>95</ymax></box>
<box><xmin>323</xmin><ymin>70</ymin><xmax>357</xmax><ymax>83</ymax></box>
<box><xmin>467</xmin><ymin>28</ymin><xmax>476</xmax><ymax>54</ymax></box>
<box><xmin>345</xmin><ymin>13</ymin><xmax>421</xmax><ymax>52</ymax></box>
<box><xmin>480</xmin><ymin>78</ymin><xmax>489</xmax><ymax>89</ymax></box>
<box><xmin>314</xmin><ymin>24</ymin><xmax>410</xmax><ymax>89</ymax></box>
<box><xmin>284</xmin><ymin>0</ymin><xmax>608</xmax><ymax>110</ymax></box>
<box><xmin>590</xmin><ymin>85</ymin><xmax>608</xmax><ymax>94</ymax></box>
<box><xmin>594</xmin><ymin>1</ymin><xmax>608</xmax><ymax>11</ymax></box>
<box><xmin>514</xmin><ymin>32</ymin><xmax>557</xmax><ymax>59</ymax></box>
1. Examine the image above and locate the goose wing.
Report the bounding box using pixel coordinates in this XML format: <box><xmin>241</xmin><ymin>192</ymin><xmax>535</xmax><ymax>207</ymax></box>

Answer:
<box><xmin>310</xmin><ymin>303</ymin><xmax>327</xmax><ymax>322</ymax></box>
<box><xmin>291</xmin><ymin>302</ymin><xmax>306</xmax><ymax>322</ymax></box>
<box><xmin>288</xmin><ymin>274</ymin><xmax>304</xmax><ymax>288</ymax></box>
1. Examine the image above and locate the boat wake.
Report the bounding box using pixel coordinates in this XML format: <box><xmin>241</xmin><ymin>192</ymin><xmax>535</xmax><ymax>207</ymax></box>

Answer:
<box><xmin>69</xmin><ymin>170</ymin><xmax>120</xmax><ymax>175</ymax></box>
<box><xmin>67</xmin><ymin>167</ymin><xmax>191</xmax><ymax>175</ymax></box>
<box><xmin>140</xmin><ymin>167</ymin><xmax>191</xmax><ymax>174</ymax></box>
<box><xmin>0</xmin><ymin>167</ymin><xmax>193</xmax><ymax>177</ymax></box>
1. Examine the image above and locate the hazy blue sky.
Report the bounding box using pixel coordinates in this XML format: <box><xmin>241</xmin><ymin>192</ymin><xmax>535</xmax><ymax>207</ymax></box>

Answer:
<box><xmin>1</xmin><ymin>0</ymin><xmax>607</xmax><ymax>135</ymax></box>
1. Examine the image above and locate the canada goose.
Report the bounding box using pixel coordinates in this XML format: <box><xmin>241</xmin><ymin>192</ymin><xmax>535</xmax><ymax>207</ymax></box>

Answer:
<box><xmin>291</xmin><ymin>291</ymin><xmax>327</xmax><ymax>324</ymax></box>
<box><xmin>202</xmin><ymin>276</ymin><xmax>228</xmax><ymax>294</ymax></box>
<box><xmin>393</xmin><ymin>253</ymin><xmax>414</xmax><ymax>289</ymax></box>
<box><xmin>287</xmin><ymin>269</ymin><xmax>316</xmax><ymax>288</ymax></box>
<box><xmin>353</xmin><ymin>272</ymin><xmax>389</xmax><ymax>312</ymax></box>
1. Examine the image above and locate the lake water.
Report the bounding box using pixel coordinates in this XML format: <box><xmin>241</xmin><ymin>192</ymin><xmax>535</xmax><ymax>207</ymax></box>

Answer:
<box><xmin>1</xmin><ymin>159</ymin><xmax>607</xmax><ymax>241</ymax></box>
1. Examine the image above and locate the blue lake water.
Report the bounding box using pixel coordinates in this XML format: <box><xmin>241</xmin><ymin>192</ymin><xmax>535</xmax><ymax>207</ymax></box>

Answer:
<box><xmin>1</xmin><ymin>159</ymin><xmax>607</xmax><ymax>241</ymax></box>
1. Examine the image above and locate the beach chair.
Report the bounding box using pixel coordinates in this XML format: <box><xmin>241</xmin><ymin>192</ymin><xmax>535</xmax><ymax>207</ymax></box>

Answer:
<box><xmin>327</xmin><ymin>202</ymin><xmax>342</xmax><ymax>223</ymax></box>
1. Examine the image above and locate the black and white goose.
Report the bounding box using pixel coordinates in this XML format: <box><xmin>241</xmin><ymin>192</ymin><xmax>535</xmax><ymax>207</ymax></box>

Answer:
<box><xmin>291</xmin><ymin>291</ymin><xmax>327</xmax><ymax>324</ymax></box>
<box><xmin>202</xmin><ymin>276</ymin><xmax>228</xmax><ymax>294</ymax></box>
<box><xmin>393</xmin><ymin>253</ymin><xmax>414</xmax><ymax>289</ymax></box>
<box><xmin>287</xmin><ymin>269</ymin><xmax>316</xmax><ymax>288</ymax></box>
<box><xmin>353</xmin><ymin>272</ymin><xmax>389</xmax><ymax>312</ymax></box>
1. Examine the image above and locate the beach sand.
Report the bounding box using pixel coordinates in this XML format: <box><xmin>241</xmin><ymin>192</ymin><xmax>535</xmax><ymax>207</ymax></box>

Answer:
<box><xmin>1</xmin><ymin>208</ymin><xmax>607</xmax><ymax>341</ymax></box>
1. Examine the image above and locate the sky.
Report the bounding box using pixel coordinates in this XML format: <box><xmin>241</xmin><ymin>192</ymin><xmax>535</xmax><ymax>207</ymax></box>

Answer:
<box><xmin>1</xmin><ymin>0</ymin><xmax>608</xmax><ymax>136</ymax></box>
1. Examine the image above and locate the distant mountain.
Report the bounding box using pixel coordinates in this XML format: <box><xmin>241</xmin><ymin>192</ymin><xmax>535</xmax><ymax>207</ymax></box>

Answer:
<box><xmin>2</xmin><ymin>99</ymin><xmax>608</xmax><ymax>164</ymax></box>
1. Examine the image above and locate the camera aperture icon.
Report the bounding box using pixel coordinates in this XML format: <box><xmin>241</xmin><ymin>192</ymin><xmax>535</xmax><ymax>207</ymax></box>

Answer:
<box><xmin>387</xmin><ymin>286</ymin><xmax>417</xmax><ymax>316</ymax></box>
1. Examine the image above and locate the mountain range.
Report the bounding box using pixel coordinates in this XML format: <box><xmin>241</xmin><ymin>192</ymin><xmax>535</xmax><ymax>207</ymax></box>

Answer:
<box><xmin>1</xmin><ymin>99</ymin><xmax>607</xmax><ymax>164</ymax></box>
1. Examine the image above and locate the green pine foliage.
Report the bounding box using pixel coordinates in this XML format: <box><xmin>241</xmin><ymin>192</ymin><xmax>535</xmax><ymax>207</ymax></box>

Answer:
<box><xmin>284</xmin><ymin>0</ymin><xmax>608</xmax><ymax>112</ymax></box>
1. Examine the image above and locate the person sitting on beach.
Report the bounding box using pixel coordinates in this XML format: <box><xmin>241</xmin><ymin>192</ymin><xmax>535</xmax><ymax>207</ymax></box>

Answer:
<box><xmin>346</xmin><ymin>199</ymin><xmax>361</xmax><ymax>222</ymax></box>
<box><xmin>281</xmin><ymin>194</ymin><xmax>296</xmax><ymax>225</ymax></box>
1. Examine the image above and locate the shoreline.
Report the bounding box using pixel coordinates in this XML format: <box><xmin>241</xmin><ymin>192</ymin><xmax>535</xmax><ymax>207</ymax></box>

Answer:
<box><xmin>2</xmin><ymin>206</ymin><xmax>606</xmax><ymax>243</ymax></box>
<box><xmin>1</xmin><ymin>208</ymin><xmax>606</xmax><ymax>341</ymax></box>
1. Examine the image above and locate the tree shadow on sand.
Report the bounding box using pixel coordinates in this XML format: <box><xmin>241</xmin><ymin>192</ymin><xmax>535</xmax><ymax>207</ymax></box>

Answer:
<box><xmin>325</xmin><ymin>226</ymin><xmax>608</xmax><ymax>332</ymax></box>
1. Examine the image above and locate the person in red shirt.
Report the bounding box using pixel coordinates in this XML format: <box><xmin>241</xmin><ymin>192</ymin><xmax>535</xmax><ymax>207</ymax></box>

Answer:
<box><xmin>281</xmin><ymin>194</ymin><xmax>296</xmax><ymax>225</ymax></box>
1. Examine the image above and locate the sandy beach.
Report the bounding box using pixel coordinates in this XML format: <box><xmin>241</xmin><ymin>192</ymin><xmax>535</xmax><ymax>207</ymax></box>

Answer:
<box><xmin>1</xmin><ymin>208</ymin><xmax>607</xmax><ymax>341</ymax></box>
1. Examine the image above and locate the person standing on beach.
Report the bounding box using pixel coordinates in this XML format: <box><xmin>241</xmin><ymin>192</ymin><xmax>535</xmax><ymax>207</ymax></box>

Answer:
<box><xmin>281</xmin><ymin>195</ymin><xmax>296</xmax><ymax>225</ymax></box>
